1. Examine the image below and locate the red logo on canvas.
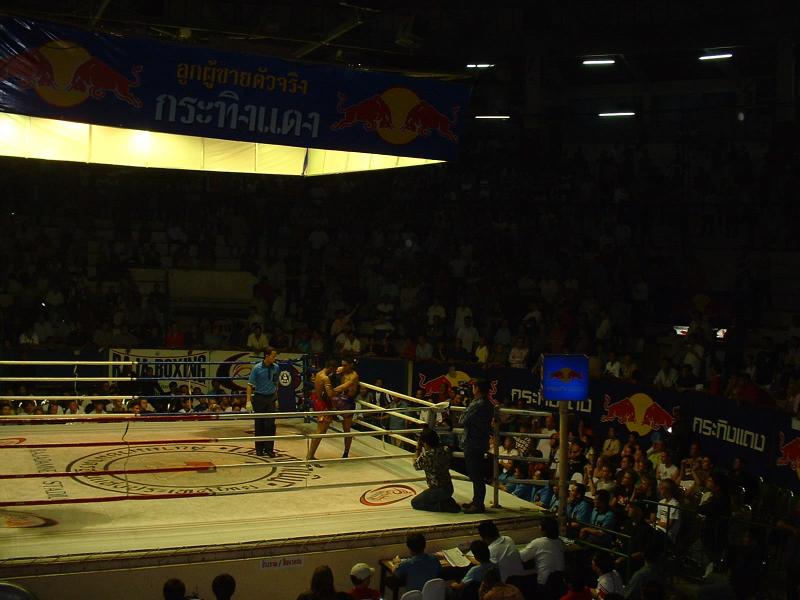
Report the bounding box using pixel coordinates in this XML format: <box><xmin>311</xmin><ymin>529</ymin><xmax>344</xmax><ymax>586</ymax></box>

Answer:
<box><xmin>359</xmin><ymin>484</ymin><xmax>416</xmax><ymax>506</ymax></box>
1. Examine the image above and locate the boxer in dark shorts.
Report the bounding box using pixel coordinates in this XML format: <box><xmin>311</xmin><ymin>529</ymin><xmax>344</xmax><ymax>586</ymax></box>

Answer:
<box><xmin>333</xmin><ymin>356</ymin><xmax>359</xmax><ymax>458</ymax></box>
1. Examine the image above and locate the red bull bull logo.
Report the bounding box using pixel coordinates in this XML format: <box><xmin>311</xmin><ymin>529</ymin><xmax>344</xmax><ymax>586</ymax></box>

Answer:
<box><xmin>0</xmin><ymin>40</ymin><xmax>142</xmax><ymax>109</ymax></box>
<box><xmin>777</xmin><ymin>432</ymin><xmax>800</xmax><ymax>471</ymax></box>
<box><xmin>331</xmin><ymin>86</ymin><xmax>459</xmax><ymax>145</ymax></box>
<box><xmin>550</xmin><ymin>368</ymin><xmax>583</xmax><ymax>381</ymax></box>
<box><xmin>417</xmin><ymin>373</ymin><xmax>453</xmax><ymax>398</ymax></box>
<box><xmin>601</xmin><ymin>393</ymin><xmax>675</xmax><ymax>435</ymax></box>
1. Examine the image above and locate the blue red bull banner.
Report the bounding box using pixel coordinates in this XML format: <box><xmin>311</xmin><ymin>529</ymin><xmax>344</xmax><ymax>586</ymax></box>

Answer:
<box><xmin>409</xmin><ymin>361</ymin><xmax>800</xmax><ymax>492</ymax></box>
<box><xmin>0</xmin><ymin>17</ymin><xmax>471</xmax><ymax>160</ymax></box>
<box><xmin>542</xmin><ymin>355</ymin><xmax>589</xmax><ymax>402</ymax></box>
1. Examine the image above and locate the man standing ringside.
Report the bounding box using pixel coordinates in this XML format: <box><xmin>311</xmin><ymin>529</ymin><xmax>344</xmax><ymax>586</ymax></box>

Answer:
<box><xmin>247</xmin><ymin>348</ymin><xmax>280</xmax><ymax>457</ymax></box>
<box><xmin>460</xmin><ymin>379</ymin><xmax>494</xmax><ymax>513</ymax></box>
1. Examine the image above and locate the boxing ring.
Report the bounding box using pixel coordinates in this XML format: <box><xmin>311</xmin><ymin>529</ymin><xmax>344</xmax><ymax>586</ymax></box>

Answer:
<box><xmin>0</xmin><ymin>359</ymin><xmax>549</xmax><ymax>600</ymax></box>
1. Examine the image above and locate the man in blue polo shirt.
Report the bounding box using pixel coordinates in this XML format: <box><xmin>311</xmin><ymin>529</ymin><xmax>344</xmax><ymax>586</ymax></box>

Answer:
<box><xmin>247</xmin><ymin>347</ymin><xmax>280</xmax><ymax>457</ymax></box>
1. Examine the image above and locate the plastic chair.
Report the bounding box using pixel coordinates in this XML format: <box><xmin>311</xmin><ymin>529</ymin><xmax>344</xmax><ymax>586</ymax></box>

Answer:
<box><xmin>0</xmin><ymin>582</ymin><xmax>38</xmax><ymax>600</ymax></box>
<box><xmin>421</xmin><ymin>578</ymin><xmax>447</xmax><ymax>600</ymax></box>
<box><xmin>400</xmin><ymin>590</ymin><xmax>422</xmax><ymax>600</ymax></box>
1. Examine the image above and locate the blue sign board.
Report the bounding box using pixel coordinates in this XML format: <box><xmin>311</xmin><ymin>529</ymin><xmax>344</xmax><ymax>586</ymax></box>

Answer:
<box><xmin>541</xmin><ymin>354</ymin><xmax>589</xmax><ymax>402</ymax></box>
<box><xmin>0</xmin><ymin>16</ymin><xmax>471</xmax><ymax>160</ymax></box>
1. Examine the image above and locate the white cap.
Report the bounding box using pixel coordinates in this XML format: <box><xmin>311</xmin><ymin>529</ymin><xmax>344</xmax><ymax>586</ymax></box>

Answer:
<box><xmin>350</xmin><ymin>563</ymin><xmax>375</xmax><ymax>581</ymax></box>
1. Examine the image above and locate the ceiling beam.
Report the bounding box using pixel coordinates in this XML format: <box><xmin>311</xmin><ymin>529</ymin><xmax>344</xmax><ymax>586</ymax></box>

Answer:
<box><xmin>293</xmin><ymin>14</ymin><xmax>364</xmax><ymax>59</ymax></box>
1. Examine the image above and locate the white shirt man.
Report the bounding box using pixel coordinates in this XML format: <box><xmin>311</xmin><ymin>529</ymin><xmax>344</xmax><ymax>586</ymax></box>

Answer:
<box><xmin>488</xmin><ymin>535</ymin><xmax>525</xmax><ymax>582</ymax></box>
<box><xmin>604</xmin><ymin>357</ymin><xmax>621</xmax><ymax>378</ymax></box>
<box><xmin>456</xmin><ymin>319</ymin><xmax>479</xmax><ymax>353</ymax></box>
<box><xmin>519</xmin><ymin>523</ymin><xmax>565</xmax><ymax>586</ymax></box>
<box><xmin>537</xmin><ymin>419</ymin><xmax>556</xmax><ymax>457</ymax></box>
<box><xmin>656</xmin><ymin>487</ymin><xmax>681</xmax><ymax>543</ymax></box>
<box><xmin>683</xmin><ymin>342</ymin><xmax>705</xmax><ymax>377</ymax></box>
<box><xmin>246</xmin><ymin>330</ymin><xmax>270</xmax><ymax>352</ymax></box>
<box><xmin>653</xmin><ymin>364</ymin><xmax>678</xmax><ymax>389</ymax></box>
<box><xmin>453</xmin><ymin>304</ymin><xmax>473</xmax><ymax>334</ymax></box>
<box><xmin>341</xmin><ymin>335</ymin><xmax>361</xmax><ymax>355</ymax></box>
<box><xmin>427</xmin><ymin>302</ymin><xmax>446</xmax><ymax>325</ymax></box>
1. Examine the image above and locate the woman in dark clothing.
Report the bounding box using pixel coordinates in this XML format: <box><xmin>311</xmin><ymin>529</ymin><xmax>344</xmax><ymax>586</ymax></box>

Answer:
<box><xmin>296</xmin><ymin>566</ymin><xmax>352</xmax><ymax>600</ymax></box>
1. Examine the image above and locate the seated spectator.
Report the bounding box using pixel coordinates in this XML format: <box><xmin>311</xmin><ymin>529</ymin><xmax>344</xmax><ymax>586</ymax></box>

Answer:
<box><xmin>337</xmin><ymin>329</ymin><xmax>362</xmax><ymax>356</ymax></box>
<box><xmin>588</xmin><ymin>464</ymin><xmax>618</xmax><ymax>498</ymax></box>
<box><xmin>619</xmin><ymin>354</ymin><xmax>638</xmax><ymax>380</ymax></box>
<box><xmin>614</xmin><ymin>502</ymin><xmax>655</xmax><ymax>577</ymax></box>
<box><xmin>427</xmin><ymin>315</ymin><xmax>445</xmax><ymax>343</ymax></box>
<box><xmin>564</xmin><ymin>484</ymin><xmax>593</xmax><ymax>536</ymax></box>
<box><xmin>456</xmin><ymin>316</ymin><xmax>479</xmax><ymax>354</ymax></box>
<box><xmin>478</xmin><ymin>567</ymin><xmax>523</xmax><ymax>600</ymax></box>
<box><xmin>526</xmin><ymin>461</ymin><xmax>551</xmax><ymax>501</ymax></box>
<box><xmin>503</xmin><ymin>462</ymin><xmax>533</xmax><ymax>501</ymax></box>
<box><xmin>498</xmin><ymin>436</ymin><xmax>520</xmax><ymax>485</ymax></box>
<box><xmin>697</xmin><ymin>472</ymin><xmax>730</xmax><ymax>559</ymax></box>
<box><xmin>212</xmin><ymin>573</ymin><xmax>236</xmax><ymax>600</ymax></box>
<box><xmin>604</xmin><ymin>351</ymin><xmax>621</xmax><ymax>378</ymax></box>
<box><xmin>348</xmin><ymin>563</ymin><xmax>380</xmax><ymax>600</ymax></box>
<box><xmin>163</xmin><ymin>579</ymin><xmax>186</xmax><ymax>600</ymax></box>
<box><xmin>601</xmin><ymin>426</ymin><xmax>621</xmax><ymax>460</ymax></box>
<box><xmin>488</xmin><ymin>343</ymin><xmax>508</xmax><ymax>367</ymax></box>
<box><xmin>610</xmin><ymin>471</ymin><xmax>636</xmax><ymax>515</ymax></box>
<box><xmin>652</xmin><ymin>358</ymin><xmax>677</xmax><ymax>389</ymax></box>
<box><xmin>645</xmin><ymin>437</ymin><xmax>665</xmax><ymax>470</ymax></box>
<box><xmin>394</xmin><ymin>532</ymin><xmax>441</xmax><ymax>592</ymax></box>
<box><xmin>656</xmin><ymin>452</ymin><xmax>680</xmax><ymax>484</ymax></box>
<box><xmin>679</xmin><ymin>442</ymin><xmax>702</xmax><ymax>481</ymax></box>
<box><xmin>451</xmin><ymin>540</ymin><xmax>493</xmax><ymax>594</ymax></box>
<box><xmin>519</xmin><ymin>516</ymin><xmax>565</xmax><ymax>587</ymax></box>
<box><xmin>479</xmin><ymin>520</ymin><xmax>525</xmax><ymax>582</ymax></box>
<box><xmin>19</xmin><ymin>326</ymin><xmax>40</xmax><ymax>346</ymax></box>
<box><xmin>675</xmin><ymin>364</ymin><xmax>699</xmax><ymax>390</ymax></box>
<box><xmin>296</xmin><ymin>565</ymin><xmax>351</xmax><ymax>600</ymax></box>
<box><xmin>655</xmin><ymin>479</ymin><xmax>681</xmax><ymax>542</ymax></box>
<box><xmin>448</xmin><ymin>339</ymin><xmax>470</xmax><ymax>362</ymax></box>
<box><xmin>415</xmin><ymin>335</ymin><xmax>434</xmax><ymax>360</ymax></box>
<box><xmin>246</xmin><ymin>324</ymin><xmax>269</xmax><ymax>354</ymax></box>
<box><xmin>579</xmin><ymin>489</ymin><xmax>617</xmax><ymax>547</ymax></box>
<box><xmin>591</xmin><ymin>552</ymin><xmax>624</xmax><ymax>598</ymax></box>
<box><xmin>475</xmin><ymin>336</ymin><xmax>490</xmax><ymax>365</ymax></box>
<box><xmin>164</xmin><ymin>322</ymin><xmax>185</xmax><ymax>349</ymax></box>
<box><xmin>508</xmin><ymin>337</ymin><xmax>529</xmax><ymax>369</ymax></box>
<box><xmin>623</xmin><ymin>546</ymin><xmax>663</xmax><ymax>600</ymax></box>
<box><xmin>706</xmin><ymin>362</ymin><xmax>724</xmax><ymax>395</ymax></box>
<box><xmin>560</xmin><ymin>567</ymin><xmax>591</xmax><ymax>600</ymax></box>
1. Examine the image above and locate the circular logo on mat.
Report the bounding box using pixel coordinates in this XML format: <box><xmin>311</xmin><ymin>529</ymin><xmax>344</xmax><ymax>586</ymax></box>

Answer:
<box><xmin>66</xmin><ymin>444</ymin><xmax>312</xmax><ymax>495</ymax></box>
<box><xmin>359</xmin><ymin>484</ymin><xmax>416</xmax><ymax>506</ymax></box>
<box><xmin>0</xmin><ymin>510</ymin><xmax>57</xmax><ymax>528</ymax></box>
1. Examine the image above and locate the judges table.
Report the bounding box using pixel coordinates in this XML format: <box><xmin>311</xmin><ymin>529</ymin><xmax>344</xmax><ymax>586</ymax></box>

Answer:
<box><xmin>379</xmin><ymin>552</ymin><xmax>475</xmax><ymax>600</ymax></box>
<box><xmin>379</xmin><ymin>537</ymin><xmax>588</xmax><ymax>600</ymax></box>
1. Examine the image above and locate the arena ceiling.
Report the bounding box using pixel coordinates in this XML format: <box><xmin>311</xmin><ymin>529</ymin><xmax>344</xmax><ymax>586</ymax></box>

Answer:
<box><xmin>1</xmin><ymin>0</ymin><xmax>795</xmax><ymax>82</ymax></box>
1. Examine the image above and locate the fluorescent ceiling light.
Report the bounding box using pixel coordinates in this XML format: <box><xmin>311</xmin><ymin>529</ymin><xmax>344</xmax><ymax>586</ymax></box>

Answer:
<box><xmin>466</xmin><ymin>63</ymin><xmax>495</xmax><ymax>69</ymax></box>
<box><xmin>583</xmin><ymin>59</ymin><xmax>615</xmax><ymax>65</ymax></box>
<box><xmin>474</xmin><ymin>115</ymin><xmax>510</xmax><ymax>119</ymax></box>
<box><xmin>699</xmin><ymin>53</ymin><xmax>733</xmax><ymax>61</ymax></box>
<box><xmin>598</xmin><ymin>112</ymin><xmax>635</xmax><ymax>117</ymax></box>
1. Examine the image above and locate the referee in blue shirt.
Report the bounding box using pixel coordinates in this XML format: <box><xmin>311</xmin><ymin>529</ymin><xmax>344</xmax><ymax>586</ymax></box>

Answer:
<box><xmin>247</xmin><ymin>348</ymin><xmax>280</xmax><ymax>457</ymax></box>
